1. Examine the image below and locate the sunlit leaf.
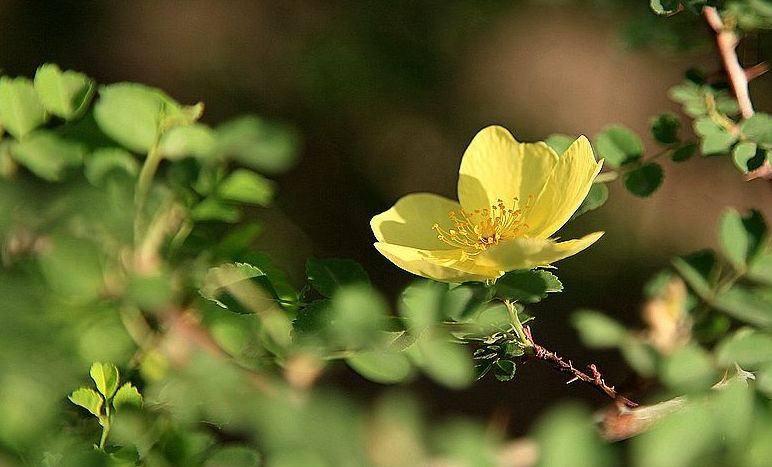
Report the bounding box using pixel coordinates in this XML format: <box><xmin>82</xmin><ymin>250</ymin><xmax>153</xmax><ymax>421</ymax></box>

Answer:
<box><xmin>594</xmin><ymin>125</ymin><xmax>643</xmax><ymax>167</ymax></box>
<box><xmin>90</xmin><ymin>362</ymin><xmax>120</xmax><ymax>399</ymax></box>
<box><xmin>534</xmin><ymin>404</ymin><xmax>615</xmax><ymax>467</ymax></box>
<box><xmin>346</xmin><ymin>350</ymin><xmax>413</xmax><ymax>384</ymax></box>
<box><xmin>10</xmin><ymin>130</ymin><xmax>85</xmax><ymax>181</ymax></box>
<box><xmin>33</xmin><ymin>63</ymin><xmax>94</xmax><ymax>120</ymax></box>
<box><xmin>216</xmin><ymin>115</ymin><xmax>299</xmax><ymax>174</ymax></box>
<box><xmin>0</xmin><ymin>76</ymin><xmax>47</xmax><ymax>139</ymax></box>
<box><xmin>68</xmin><ymin>388</ymin><xmax>103</xmax><ymax>418</ymax></box>
<box><xmin>216</xmin><ymin>169</ymin><xmax>275</xmax><ymax>206</ymax></box>
<box><xmin>112</xmin><ymin>383</ymin><xmax>143</xmax><ymax>410</ymax></box>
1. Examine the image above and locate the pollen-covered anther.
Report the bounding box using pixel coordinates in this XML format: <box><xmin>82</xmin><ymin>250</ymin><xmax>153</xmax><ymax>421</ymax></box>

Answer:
<box><xmin>432</xmin><ymin>198</ymin><xmax>530</xmax><ymax>256</ymax></box>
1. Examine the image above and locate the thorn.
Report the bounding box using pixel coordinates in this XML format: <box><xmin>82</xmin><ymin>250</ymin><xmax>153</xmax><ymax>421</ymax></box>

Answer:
<box><xmin>566</xmin><ymin>376</ymin><xmax>580</xmax><ymax>385</ymax></box>
<box><xmin>745</xmin><ymin>62</ymin><xmax>770</xmax><ymax>81</ymax></box>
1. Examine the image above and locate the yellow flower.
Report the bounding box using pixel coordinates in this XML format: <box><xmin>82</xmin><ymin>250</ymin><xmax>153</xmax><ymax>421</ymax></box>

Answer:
<box><xmin>370</xmin><ymin>125</ymin><xmax>604</xmax><ymax>283</ymax></box>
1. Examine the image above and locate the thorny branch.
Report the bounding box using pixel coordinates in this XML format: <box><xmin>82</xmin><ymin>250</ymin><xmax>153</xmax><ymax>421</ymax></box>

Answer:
<box><xmin>703</xmin><ymin>6</ymin><xmax>772</xmax><ymax>180</ymax></box>
<box><xmin>523</xmin><ymin>325</ymin><xmax>639</xmax><ymax>409</ymax></box>
<box><xmin>703</xmin><ymin>6</ymin><xmax>754</xmax><ymax>119</ymax></box>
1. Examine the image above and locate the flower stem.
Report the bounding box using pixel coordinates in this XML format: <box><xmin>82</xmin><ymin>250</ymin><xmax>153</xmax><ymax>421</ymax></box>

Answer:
<box><xmin>134</xmin><ymin>139</ymin><xmax>163</xmax><ymax>250</ymax></box>
<box><xmin>98</xmin><ymin>405</ymin><xmax>111</xmax><ymax>450</ymax></box>
<box><xmin>504</xmin><ymin>300</ymin><xmax>529</xmax><ymax>346</ymax></box>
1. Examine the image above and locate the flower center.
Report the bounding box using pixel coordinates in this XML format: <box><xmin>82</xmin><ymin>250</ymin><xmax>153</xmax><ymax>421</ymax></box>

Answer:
<box><xmin>432</xmin><ymin>197</ymin><xmax>530</xmax><ymax>258</ymax></box>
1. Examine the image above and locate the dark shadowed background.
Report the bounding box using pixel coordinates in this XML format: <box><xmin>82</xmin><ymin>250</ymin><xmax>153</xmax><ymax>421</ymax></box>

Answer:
<box><xmin>2</xmin><ymin>0</ymin><xmax>770</xmax><ymax>435</ymax></box>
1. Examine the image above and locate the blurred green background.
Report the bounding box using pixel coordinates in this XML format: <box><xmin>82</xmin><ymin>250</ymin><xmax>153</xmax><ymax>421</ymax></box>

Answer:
<box><xmin>1</xmin><ymin>0</ymin><xmax>771</xmax><ymax>436</ymax></box>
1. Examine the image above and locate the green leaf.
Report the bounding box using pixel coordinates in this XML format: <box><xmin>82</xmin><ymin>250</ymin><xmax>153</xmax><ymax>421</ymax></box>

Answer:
<box><xmin>10</xmin><ymin>130</ymin><xmax>85</xmax><ymax>181</ymax></box>
<box><xmin>494</xmin><ymin>269</ymin><xmax>562</xmax><ymax>303</ymax></box>
<box><xmin>191</xmin><ymin>198</ymin><xmax>241</xmax><ymax>223</ymax></box>
<box><xmin>572</xmin><ymin>309</ymin><xmax>627</xmax><ymax>348</ymax></box>
<box><xmin>668</xmin><ymin>81</ymin><xmax>702</xmax><ymax>107</ymax></box>
<box><xmin>650</xmin><ymin>112</ymin><xmax>681</xmax><ymax>145</ymax></box>
<box><xmin>112</xmin><ymin>382</ymin><xmax>143</xmax><ymax>410</ymax></box>
<box><xmin>660</xmin><ymin>344</ymin><xmax>717</xmax><ymax>391</ymax></box>
<box><xmin>741</xmin><ymin>112</ymin><xmax>772</xmax><ymax>146</ymax></box>
<box><xmin>718</xmin><ymin>209</ymin><xmax>766</xmax><ymax>268</ymax></box>
<box><xmin>493</xmin><ymin>359</ymin><xmax>516</xmax><ymax>382</ymax></box>
<box><xmin>544</xmin><ymin>134</ymin><xmax>575</xmax><ymax>155</ymax></box>
<box><xmin>329</xmin><ymin>285</ymin><xmax>389</xmax><ymax>349</ymax></box>
<box><xmin>571</xmin><ymin>183</ymin><xmax>608</xmax><ymax>220</ymax></box>
<box><xmin>216</xmin><ymin>169</ymin><xmax>275</xmax><ymax>206</ymax></box>
<box><xmin>346</xmin><ymin>350</ymin><xmax>413</xmax><ymax>384</ymax></box>
<box><xmin>712</xmin><ymin>379</ymin><xmax>754</xmax><ymax>445</ymax></box>
<box><xmin>670</xmin><ymin>142</ymin><xmax>697</xmax><ymax>162</ymax></box>
<box><xmin>90</xmin><ymin>362</ymin><xmax>120</xmax><ymax>399</ymax></box>
<box><xmin>0</xmin><ymin>76</ymin><xmax>48</xmax><ymax>139</ymax></box>
<box><xmin>413</xmin><ymin>338</ymin><xmax>473</xmax><ymax>389</ymax></box>
<box><xmin>534</xmin><ymin>404</ymin><xmax>615</xmax><ymax>467</ymax></box>
<box><xmin>694</xmin><ymin>118</ymin><xmax>736</xmax><ymax>155</ymax></box>
<box><xmin>200</xmin><ymin>262</ymin><xmax>268</xmax><ymax>307</ymax></box>
<box><xmin>68</xmin><ymin>387</ymin><xmax>103</xmax><ymax>418</ymax></box>
<box><xmin>732</xmin><ymin>141</ymin><xmax>761</xmax><ymax>173</ymax></box>
<box><xmin>716</xmin><ymin>329</ymin><xmax>772</xmax><ymax>368</ymax></box>
<box><xmin>749</xmin><ymin>252</ymin><xmax>772</xmax><ymax>285</ymax></box>
<box><xmin>292</xmin><ymin>299</ymin><xmax>333</xmax><ymax>342</ymax></box>
<box><xmin>442</xmin><ymin>283</ymin><xmax>492</xmax><ymax>321</ymax></box>
<box><xmin>474</xmin><ymin>360</ymin><xmax>495</xmax><ymax>380</ymax></box>
<box><xmin>158</xmin><ymin>123</ymin><xmax>216</xmax><ymax>160</ymax></box>
<box><xmin>624</xmin><ymin>162</ymin><xmax>663</xmax><ymax>197</ymax></box>
<box><xmin>216</xmin><ymin>115</ymin><xmax>299</xmax><ymax>175</ymax></box>
<box><xmin>719</xmin><ymin>208</ymin><xmax>750</xmax><ymax>268</ymax></box>
<box><xmin>33</xmin><ymin>63</ymin><xmax>94</xmax><ymax>120</ymax></box>
<box><xmin>38</xmin><ymin>235</ymin><xmax>104</xmax><ymax>303</ymax></box>
<box><xmin>671</xmin><ymin>252</ymin><xmax>716</xmax><ymax>299</ymax></box>
<box><xmin>620</xmin><ymin>339</ymin><xmax>658</xmax><ymax>377</ymax></box>
<box><xmin>399</xmin><ymin>280</ymin><xmax>445</xmax><ymax>332</ymax></box>
<box><xmin>204</xmin><ymin>446</ymin><xmax>261</xmax><ymax>467</ymax></box>
<box><xmin>84</xmin><ymin>147</ymin><xmax>139</xmax><ymax>186</ymax></box>
<box><xmin>94</xmin><ymin>83</ymin><xmax>165</xmax><ymax>152</ymax></box>
<box><xmin>713</xmin><ymin>286</ymin><xmax>772</xmax><ymax>328</ymax></box>
<box><xmin>650</xmin><ymin>0</ymin><xmax>681</xmax><ymax>15</ymax></box>
<box><xmin>306</xmin><ymin>257</ymin><xmax>370</xmax><ymax>298</ymax></box>
<box><xmin>594</xmin><ymin>125</ymin><xmax>644</xmax><ymax>168</ymax></box>
<box><xmin>631</xmin><ymin>399</ymin><xmax>716</xmax><ymax>467</ymax></box>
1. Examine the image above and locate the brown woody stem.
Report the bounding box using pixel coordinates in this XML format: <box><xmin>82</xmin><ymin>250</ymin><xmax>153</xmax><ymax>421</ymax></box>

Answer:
<box><xmin>523</xmin><ymin>325</ymin><xmax>638</xmax><ymax>409</ymax></box>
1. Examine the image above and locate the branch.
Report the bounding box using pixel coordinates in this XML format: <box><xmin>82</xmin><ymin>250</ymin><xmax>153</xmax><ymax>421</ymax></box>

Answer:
<box><xmin>703</xmin><ymin>7</ymin><xmax>772</xmax><ymax>180</ymax></box>
<box><xmin>703</xmin><ymin>6</ymin><xmax>754</xmax><ymax>119</ymax></box>
<box><xmin>523</xmin><ymin>325</ymin><xmax>638</xmax><ymax>409</ymax></box>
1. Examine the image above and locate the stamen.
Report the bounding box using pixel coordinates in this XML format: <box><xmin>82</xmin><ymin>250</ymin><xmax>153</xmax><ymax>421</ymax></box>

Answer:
<box><xmin>432</xmin><ymin>197</ymin><xmax>532</xmax><ymax>258</ymax></box>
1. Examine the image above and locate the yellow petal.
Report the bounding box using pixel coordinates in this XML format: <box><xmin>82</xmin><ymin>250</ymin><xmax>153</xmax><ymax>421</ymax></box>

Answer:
<box><xmin>523</xmin><ymin>136</ymin><xmax>602</xmax><ymax>238</ymax></box>
<box><xmin>374</xmin><ymin>242</ymin><xmax>502</xmax><ymax>282</ymax></box>
<box><xmin>457</xmin><ymin>125</ymin><xmax>558</xmax><ymax>212</ymax></box>
<box><xmin>473</xmin><ymin>231</ymin><xmax>604</xmax><ymax>271</ymax></box>
<box><xmin>371</xmin><ymin>193</ymin><xmax>461</xmax><ymax>250</ymax></box>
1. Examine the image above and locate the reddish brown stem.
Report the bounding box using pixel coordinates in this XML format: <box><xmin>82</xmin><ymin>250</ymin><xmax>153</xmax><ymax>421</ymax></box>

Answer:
<box><xmin>523</xmin><ymin>325</ymin><xmax>638</xmax><ymax>409</ymax></box>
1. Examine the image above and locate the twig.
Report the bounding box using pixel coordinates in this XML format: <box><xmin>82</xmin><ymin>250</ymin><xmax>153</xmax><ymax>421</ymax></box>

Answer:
<box><xmin>523</xmin><ymin>325</ymin><xmax>638</xmax><ymax>409</ymax></box>
<box><xmin>703</xmin><ymin>7</ymin><xmax>772</xmax><ymax>180</ymax></box>
<box><xmin>703</xmin><ymin>7</ymin><xmax>754</xmax><ymax>119</ymax></box>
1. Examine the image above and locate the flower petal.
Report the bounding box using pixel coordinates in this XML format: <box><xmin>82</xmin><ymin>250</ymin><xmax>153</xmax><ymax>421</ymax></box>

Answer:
<box><xmin>473</xmin><ymin>231</ymin><xmax>604</xmax><ymax>271</ymax></box>
<box><xmin>523</xmin><ymin>136</ymin><xmax>602</xmax><ymax>238</ymax></box>
<box><xmin>457</xmin><ymin>125</ymin><xmax>559</xmax><ymax>212</ymax></box>
<box><xmin>371</xmin><ymin>193</ymin><xmax>461</xmax><ymax>250</ymax></box>
<box><xmin>374</xmin><ymin>242</ymin><xmax>502</xmax><ymax>282</ymax></box>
